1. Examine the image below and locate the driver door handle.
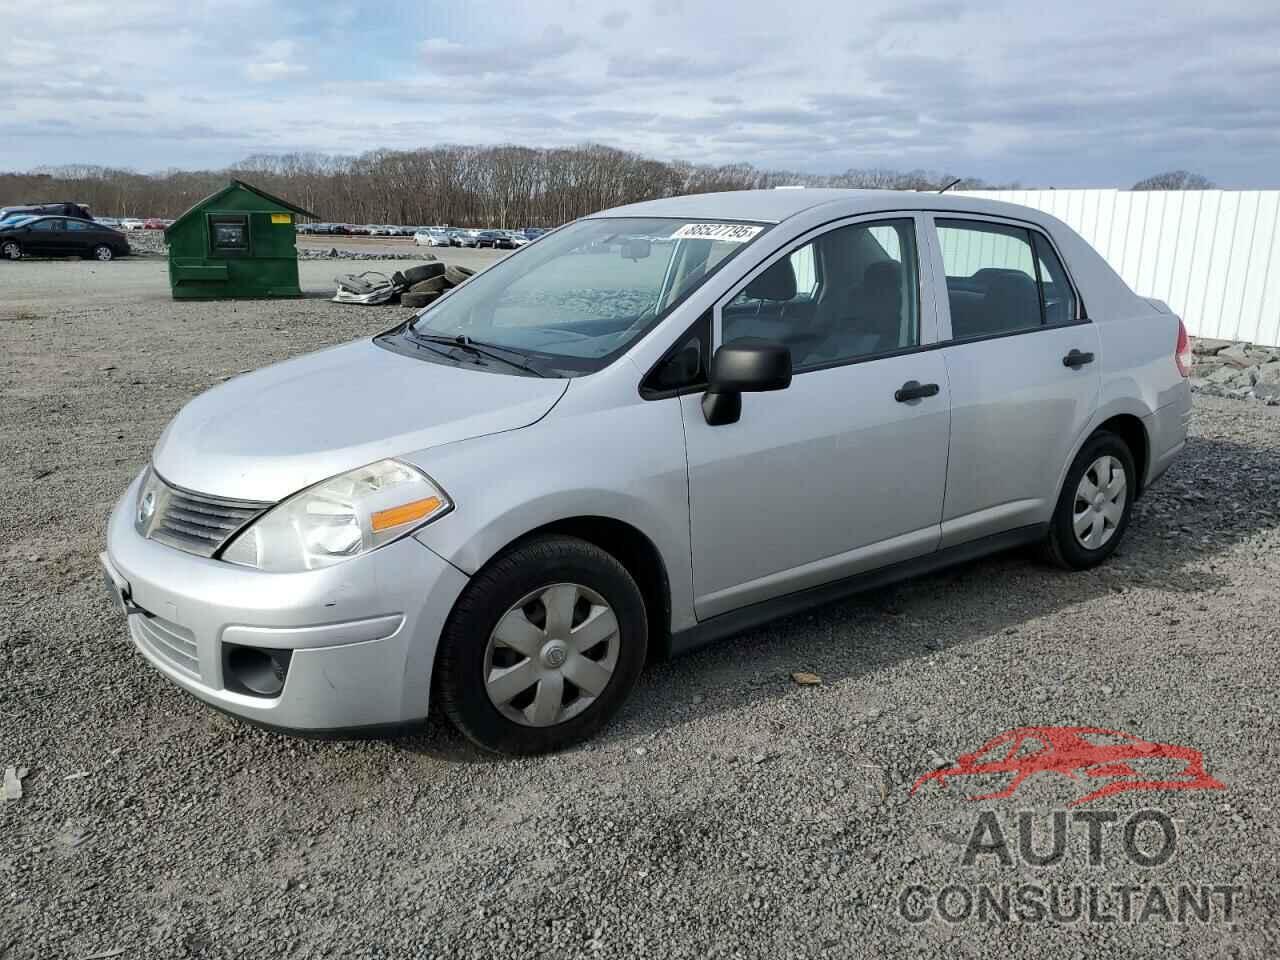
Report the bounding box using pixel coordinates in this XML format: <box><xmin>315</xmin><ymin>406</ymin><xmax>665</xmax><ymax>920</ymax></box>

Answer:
<box><xmin>895</xmin><ymin>380</ymin><xmax>940</xmax><ymax>403</ymax></box>
<box><xmin>1063</xmin><ymin>349</ymin><xmax>1095</xmax><ymax>369</ymax></box>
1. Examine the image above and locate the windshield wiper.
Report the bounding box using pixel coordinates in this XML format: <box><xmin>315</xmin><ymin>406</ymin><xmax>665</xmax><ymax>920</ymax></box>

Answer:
<box><xmin>408</xmin><ymin>331</ymin><xmax>545</xmax><ymax>378</ymax></box>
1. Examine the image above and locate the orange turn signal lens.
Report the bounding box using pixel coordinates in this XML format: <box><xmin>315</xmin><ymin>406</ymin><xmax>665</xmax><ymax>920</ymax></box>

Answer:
<box><xmin>370</xmin><ymin>496</ymin><xmax>442</xmax><ymax>532</ymax></box>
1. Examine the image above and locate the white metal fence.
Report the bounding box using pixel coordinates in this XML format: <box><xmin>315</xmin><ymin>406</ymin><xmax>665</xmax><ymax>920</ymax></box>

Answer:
<box><xmin>955</xmin><ymin>189</ymin><xmax>1280</xmax><ymax>346</ymax></box>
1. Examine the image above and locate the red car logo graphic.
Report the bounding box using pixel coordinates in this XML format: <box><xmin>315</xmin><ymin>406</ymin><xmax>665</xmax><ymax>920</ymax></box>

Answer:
<box><xmin>910</xmin><ymin>726</ymin><xmax>1225</xmax><ymax>806</ymax></box>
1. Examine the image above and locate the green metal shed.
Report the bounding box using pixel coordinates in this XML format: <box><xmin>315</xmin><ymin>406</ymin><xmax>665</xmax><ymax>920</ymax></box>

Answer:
<box><xmin>165</xmin><ymin>179</ymin><xmax>317</xmax><ymax>300</ymax></box>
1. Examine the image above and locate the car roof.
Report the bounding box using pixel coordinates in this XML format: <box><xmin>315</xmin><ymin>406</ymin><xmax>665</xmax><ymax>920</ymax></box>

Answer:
<box><xmin>594</xmin><ymin>188</ymin><xmax>1053</xmax><ymax>226</ymax></box>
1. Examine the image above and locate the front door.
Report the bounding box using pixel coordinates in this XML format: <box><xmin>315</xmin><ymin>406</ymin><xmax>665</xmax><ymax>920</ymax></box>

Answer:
<box><xmin>24</xmin><ymin>217</ymin><xmax>65</xmax><ymax>255</ymax></box>
<box><xmin>681</xmin><ymin>215</ymin><xmax>952</xmax><ymax>620</ymax></box>
<box><xmin>926</xmin><ymin>215</ymin><xmax>1101</xmax><ymax>546</ymax></box>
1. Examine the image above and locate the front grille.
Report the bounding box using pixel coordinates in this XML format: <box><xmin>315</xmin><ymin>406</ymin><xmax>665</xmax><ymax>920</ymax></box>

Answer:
<box><xmin>150</xmin><ymin>479</ymin><xmax>271</xmax><ymax>558</ymax></box>
<box><xmin>132</xmin><ymin>612</ymin><xmax>200</xmax><ymax>677</ymax></box>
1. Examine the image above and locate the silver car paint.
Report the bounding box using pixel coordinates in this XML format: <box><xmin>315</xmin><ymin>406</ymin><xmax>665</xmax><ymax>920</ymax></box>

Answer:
<box><xmin>152</xmin><ymin>338</ymin><xmax>569</xmax><ymax>502</ymax></box>
<box><xmin>105</xmin><ymin>189</ymin><xmax>1188</xmax><ymax>729</ymax></box>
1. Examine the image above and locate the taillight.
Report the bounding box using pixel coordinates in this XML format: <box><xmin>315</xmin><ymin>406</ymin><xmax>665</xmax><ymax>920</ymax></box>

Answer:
<box><xmin>1175</xmin><ymin>319</ymin><xmax>1192</xmax><ymax>378</ymax></box>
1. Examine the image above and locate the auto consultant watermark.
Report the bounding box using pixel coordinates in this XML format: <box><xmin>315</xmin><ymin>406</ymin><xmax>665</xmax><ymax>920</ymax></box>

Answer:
<box><xmin>898</xmin><ymin>808</ymin><xmax>1243</xmax><ymax>925</ymax></box>
<box><xmin>898</xmin><ymin>726</ymin><xmax>1241</xmax><ymax>926</ymax></box>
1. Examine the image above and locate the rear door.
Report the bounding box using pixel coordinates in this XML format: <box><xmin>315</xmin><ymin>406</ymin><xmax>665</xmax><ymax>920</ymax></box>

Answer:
<box><xmin>925</xmin><ymin>214</ymin><xmax>1100</xmax><ymax>547</ymax></box>
<box><xmin>64</xmin><ymin>219</ymin><xmax>97</xmax><ymax>255</ymax></box>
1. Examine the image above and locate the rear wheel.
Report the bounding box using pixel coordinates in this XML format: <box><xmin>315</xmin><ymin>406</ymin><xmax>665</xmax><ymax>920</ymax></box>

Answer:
<box><xmin>1043</xmin><ymin>431</ymin><xmax>1136</xmax><ymax>569</ymax></box>
<box><xmin>435</xmin><ymin>535</ymin><xmax>647</xmax><ymax>754</ymax></box>
<box><xmin>1</xmin><ymin>241</ymin><xmax>20</xmax><ymax>260</ymax></box>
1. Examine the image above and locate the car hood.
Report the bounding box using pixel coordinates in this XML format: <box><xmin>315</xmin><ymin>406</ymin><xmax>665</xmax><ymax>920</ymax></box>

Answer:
<box><xmin>152</xmin><ymin>338</ymin><xmax>568</xmax><ymax>502</ymax></box>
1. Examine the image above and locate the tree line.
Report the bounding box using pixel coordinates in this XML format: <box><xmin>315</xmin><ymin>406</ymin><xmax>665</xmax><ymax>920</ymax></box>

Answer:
<box><xmin>0</xmin><ymin>144</ymin><xmax>1212</xmax><ymax>227</ymax></box>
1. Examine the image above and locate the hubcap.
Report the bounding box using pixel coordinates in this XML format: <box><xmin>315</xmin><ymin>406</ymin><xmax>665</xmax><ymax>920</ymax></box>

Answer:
<box><xmin>1072</xmin><ymin>455</ymin><xmax>1127</xmax><ymax>550</ymax></box>
<box><xmin>3</xmin><ymin>243</ymin><xmax>18</xmax><ymax>259</ymax></box>
<box><xmin>96</xmin><ymin>247</ymin><xmax>111</xmax><ymax>260</ymax></box>
<box><xmin>484</xmin><ymin>582</ymin><xmax>620</xmax><ymax>727</ymax></box>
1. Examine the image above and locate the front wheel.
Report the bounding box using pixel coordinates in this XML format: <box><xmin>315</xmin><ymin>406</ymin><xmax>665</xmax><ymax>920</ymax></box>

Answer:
<box><xmin>1042</xmin><ymin>430</ymin><xmax>1137</xmax><ymax>570</ymax></box>
<box><xmin>92</xmin><ymin>244</ymin><xmax>114</xmax><ymax>261</ymax></box>
<box><xmin>435</xmin><ymin>535</ymin><xmax>648</xmax><ymax>755</ymax></box>
<box><xmin>1</xmin><ymin>241</ymin><xmax>20</xmax><ymax>260</ymax></box>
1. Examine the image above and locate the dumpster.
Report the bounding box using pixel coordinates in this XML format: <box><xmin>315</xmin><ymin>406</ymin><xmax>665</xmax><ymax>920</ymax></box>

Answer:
<box><xmin>165</xmin><ymin>179</ymin><xmax>317</xmax><ymax>299</ymax></box>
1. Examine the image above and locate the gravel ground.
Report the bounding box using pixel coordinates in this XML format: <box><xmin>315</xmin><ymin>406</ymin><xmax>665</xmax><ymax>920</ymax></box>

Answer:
<box><xmin>2</xmin><ymin>259</ymin><xmax>1279</xmax><ymax>959</ymax></box>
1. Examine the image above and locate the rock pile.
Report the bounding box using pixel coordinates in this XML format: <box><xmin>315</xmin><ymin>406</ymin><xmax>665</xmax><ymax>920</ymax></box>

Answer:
<box><xmin>1190</xmin><ymin>338</ymin><xmax>1280</xmax><ymax>404</ymax></box>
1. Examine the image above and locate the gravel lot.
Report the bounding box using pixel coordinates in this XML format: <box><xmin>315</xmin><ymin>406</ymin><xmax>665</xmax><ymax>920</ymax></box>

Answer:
<box><xmin>2</xmin><ymin>258</ymin><xmax>1279</xmax><ymax>959</ymax></box>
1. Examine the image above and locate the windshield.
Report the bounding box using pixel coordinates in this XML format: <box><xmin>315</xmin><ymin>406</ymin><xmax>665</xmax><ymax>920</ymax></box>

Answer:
<box><xmin>407</xmin><ymin>216</ymin><xmax>767</xmax><ymax>374</ymax></box>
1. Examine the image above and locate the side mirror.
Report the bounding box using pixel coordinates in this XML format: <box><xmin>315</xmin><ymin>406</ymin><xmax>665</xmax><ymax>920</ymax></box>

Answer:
<box><xmin>702</xmin><ymin>340</ymin><xmax>792</xmax><ymax>425</ymax></box>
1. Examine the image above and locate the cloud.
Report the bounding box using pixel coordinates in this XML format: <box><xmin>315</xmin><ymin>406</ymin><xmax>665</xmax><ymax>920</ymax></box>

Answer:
<box><xmin>2</xmin><ymin>0</ymin><xmax>1279</xmax><ymax>187</ymax></box>
<box><xmin>245</xmin><ymin>39</ymin><xmax>306</xmax><ymax>82</ymax></box>
<box><xmin>420</xmin><ymin>25</ymin><xmax>580</xmax><ymax>76</ymax></box>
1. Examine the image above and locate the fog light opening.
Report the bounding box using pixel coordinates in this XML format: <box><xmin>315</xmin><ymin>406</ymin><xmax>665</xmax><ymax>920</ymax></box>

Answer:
<box><xmin>224</xmin><ymin>645</ymin><xmax>292</xmax><ymax>698</ymax></box>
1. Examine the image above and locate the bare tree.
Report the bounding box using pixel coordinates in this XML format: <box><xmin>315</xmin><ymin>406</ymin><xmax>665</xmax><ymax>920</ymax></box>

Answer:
<box><xmin>1132</xmin><ymin>170</ymin><xmax>1215</xmax><ymax>191</ymax></box>
<box><xmin>0</xmin><ymin>146</ymin><xmax>1005</xmax><ymax>225</ymax></box>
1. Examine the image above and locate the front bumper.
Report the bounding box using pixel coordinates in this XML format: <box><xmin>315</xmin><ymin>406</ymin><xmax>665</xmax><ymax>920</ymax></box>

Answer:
<box><xmin>103</xmin><ymin>473</ymin><xmax>469</xmax><ymax>732</ymax></box>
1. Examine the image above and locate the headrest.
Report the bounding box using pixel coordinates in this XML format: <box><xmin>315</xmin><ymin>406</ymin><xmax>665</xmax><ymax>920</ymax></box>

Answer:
<box><xmin>744</xmin><ymin>258</ymin><xmax>797</xmax><ymax>301</ymax></box>
<box><xmin>864</xmin><ymin>261</ymin><xmax>901</xmax><ymax>294</ymax></box>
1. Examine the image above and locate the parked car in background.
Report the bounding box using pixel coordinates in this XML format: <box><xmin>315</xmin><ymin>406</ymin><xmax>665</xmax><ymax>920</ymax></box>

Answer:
<box><xmin>414</xmin><ymin>228</ymin><xmax>451</xmax><ymax>247</ymax></box>
<box><xmin>476</xmin><ymin>230</ymin><xmax>516</xmax><ymax>249</ymax></box>
<box><xmin>0</xmin><ymin>201</ymin><xmax>93</xmax><ymax>222</ymax></box>
<box><xmin>142</xmin><ymin>218</ymin><xmax>165</xmax><ymax>230</ymax></box>
<box><xmin>95</xmin><ymin>216</ymin><xmax>122</xmax><ymax>229</ymax></box>
<box><xmin>509</xmin><ymin>231</ymin><xmax>530</xmax><ymax>247</ymax></box>
<box><xmin>522</xmin><ymin>227</ymin><xmax>548</xmax><ymax>241</ymax></box>
<box><xmin>1</xmin><ymin>215</ymin><xmax>130</xmax><ymax>260</ymax></box>
<box><xmin>100</xmin><ymin>190</ymin><xmax>1190</xmax><ymax>755</ymax></box>
<box><xmin>452</xmin><ymin>229</ymin><xmax>480</xmax><ymax>248</ymax></box>
<box><xmin>120</xmin><ymin>218</ymin><xmax>145</xmax><ymax>231</ymax></box>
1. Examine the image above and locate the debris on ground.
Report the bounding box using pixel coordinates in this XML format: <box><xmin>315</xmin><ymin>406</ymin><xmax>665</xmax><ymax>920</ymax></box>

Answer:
<box><xmin>3</xmin><ymin>765</ymin><xmax>28</xmax><ymax>800</ymax></box>
<box><xmin>791</xmin><ymin>671</ymin><xmax>822</xmax><ymax>686</ymax></box>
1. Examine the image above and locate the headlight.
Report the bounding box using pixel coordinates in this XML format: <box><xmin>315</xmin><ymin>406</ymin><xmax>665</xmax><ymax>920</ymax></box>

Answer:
<box><xmin>220</xmin><ymin>459</ymin><xmax>451</xmax><ymax>573</ymax></box>
<box><xmin>134</xmin><ymin>465</ymin><xmax>165</xmax><ymax>537</ymax></box>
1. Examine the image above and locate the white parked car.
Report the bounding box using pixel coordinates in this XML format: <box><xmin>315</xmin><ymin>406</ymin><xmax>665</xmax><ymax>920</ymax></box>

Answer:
<box><xmin>120</xmin><ymin>218</ymin><xmax>145</xmax><ymax>231</ymax></box>
<box><xmin>103</xmin><ymin>189</ymin><xmax>1190</xmax><ymax>754</ymax></box>
<box><xmin>414</xmin><ymin>229</ymin><xmax>451</xmax><ymax>247</ymax></box>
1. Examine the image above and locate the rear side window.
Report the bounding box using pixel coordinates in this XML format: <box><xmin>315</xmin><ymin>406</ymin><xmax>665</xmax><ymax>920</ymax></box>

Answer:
<box><xmin>67</xmin><ymin>220</ymin><xmax>91</xmax><ymax>231</ymax></box>
<box><xmin>30</xmin><ymin>219</ymin><xmax>60</xmax><ymax>232</ymax></box>
<box><xmin>1032</xmin><ymin>233</ymin><xmax>1079</xmax><ymax>324</ymax></box>
<box><xmin>936</xmin><ymin>220</ymin><xmax>1040</xmax><ymax>339</ymax></box>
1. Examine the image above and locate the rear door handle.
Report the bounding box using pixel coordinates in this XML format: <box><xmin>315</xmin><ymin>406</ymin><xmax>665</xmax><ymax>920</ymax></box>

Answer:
<box><xmin>895</xmin><ymin>380</ymin><xmax>940</xmax><ymax>402</ymax></box>
<box><xmin>1063</xmin><ymin>349</ymin><xmax>1095</xmax><ymax>369</ymax></box>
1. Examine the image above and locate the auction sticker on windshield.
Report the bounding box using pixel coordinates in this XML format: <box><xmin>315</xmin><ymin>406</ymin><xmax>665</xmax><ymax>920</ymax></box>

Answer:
<box><xmin>669</xmin><ymin>223</ymin><xmax>763</xmax><ymax>242</ymax></box>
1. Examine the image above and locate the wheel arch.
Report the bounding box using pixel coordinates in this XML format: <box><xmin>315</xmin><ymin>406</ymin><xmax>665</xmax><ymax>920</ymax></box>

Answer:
<box><xmin>1094</xmin><ymin>413</ymin><xmax>1149</xmax><ymax>498</ymax></box>
<box><xmin>459</xmin><ymin>515</ymin><xmax>673</xmax><ymax>660</ymax></box>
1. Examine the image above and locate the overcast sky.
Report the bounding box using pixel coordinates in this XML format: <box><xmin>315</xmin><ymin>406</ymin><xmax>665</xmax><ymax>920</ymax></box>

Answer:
<box><xmin>2</xmin><ymin>0</ymin><xmax>1277</xmax><ymax>186</ymax></box>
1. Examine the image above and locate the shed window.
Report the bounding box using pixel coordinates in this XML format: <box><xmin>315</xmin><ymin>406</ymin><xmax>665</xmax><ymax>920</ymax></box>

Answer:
<box><xmin>209</xmin><ymin>215</ymin><xmax>249</xmax><ymax>252</ymax></box>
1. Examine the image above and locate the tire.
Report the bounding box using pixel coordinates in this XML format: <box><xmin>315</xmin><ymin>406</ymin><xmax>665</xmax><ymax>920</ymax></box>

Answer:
<box><xmin>92</xmin><ymin>244</ymin><xmax>114</xmax><ymax>261</ymax></box>
<box><xmin>1</xmin><ymin>241</ymin><xmax>20</xmax><ymax>261</ymax></box>
<box><xmin>1042</xmin><ymin>430</ymin><xmax>1137</xmax><ymax>570</ymax></box>
<box><xmin>410</xmin><ymin>275</ymin><xmax>449</xmax><ymax>294</ymax></box>
<box><xmin>400</xmin><ymin>290</ymin><xmax>439</xmax><ymax>308</ymax></box>
<box><xmin>435</xmin><ymin>535</ymin><xmax>648</xmax><ymax>755</ymax></box>
<box><xmin>444</xmin><ymin>265</ymin><xmax>474</xmax><ymax>286</ymax></box>
<box><xmin>402</xmin><ymin>262</ymin><xmax>445</xmax><ymax>284</ymax></box>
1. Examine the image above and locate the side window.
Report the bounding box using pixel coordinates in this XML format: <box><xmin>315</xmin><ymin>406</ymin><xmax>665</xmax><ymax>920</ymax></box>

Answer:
<box><xmin>1032</xmin><ymin>233</ymin><xmax>1079</xmax><ymax>324</ymax></box>
<box><xmin>30</xmin><ymin>219</ymin><xmax>60</xmax><ymax>232</ymax></box>
<box><xmin>722</xmin><ymin>218</ymin><xmax>919</xmax><ymax>371</ymax></box>
<box><xmin>936</xmin><ymin>219</ymin><xmax>1041</xmax><ymax>339</ymax></box>
<box><xmin>66</xmin><ymin>220</ymin><xmax>90</xmax><ymax>232</ymax></box>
